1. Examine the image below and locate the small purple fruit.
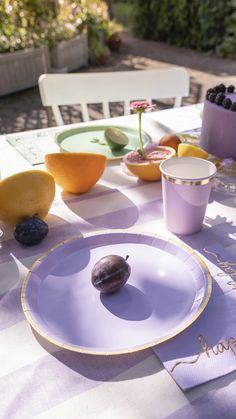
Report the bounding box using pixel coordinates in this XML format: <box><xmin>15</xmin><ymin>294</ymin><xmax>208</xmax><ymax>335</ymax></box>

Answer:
<box><xmin>14</xmin><ymin>216</ymin><xmax>48</xmax><ymax>245</ymax></box>
<box><xmin>91</xmin><ymin>255</ymin><xmax>131</xmax><ymax>294</ymax></box>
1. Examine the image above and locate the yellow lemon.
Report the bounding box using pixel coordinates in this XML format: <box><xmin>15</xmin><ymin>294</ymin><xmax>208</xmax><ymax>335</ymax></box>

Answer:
<box><xmin>178</xmin><ymin>143</ymin><xmax>209</xmax><ymax>159</ymax></box>
<box><xmin>0</xmin><ymin>170</ymin><xmax>55</xmax><ymax>225</ymax></box>
<box><xmin>45</xmin><ymin>152</ymin><xmax>106</xmax><ymax>193</ymax></box>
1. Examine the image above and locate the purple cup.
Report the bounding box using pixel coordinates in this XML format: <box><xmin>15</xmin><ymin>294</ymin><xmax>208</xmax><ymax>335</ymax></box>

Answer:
<box><xmin>160</xmin><ymin>157</ymin><xmax>217</xmax><ymax>235</ymax></box>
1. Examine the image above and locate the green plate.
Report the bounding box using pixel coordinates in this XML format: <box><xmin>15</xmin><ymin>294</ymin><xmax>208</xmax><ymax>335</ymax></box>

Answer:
<box><xmin>55</xmin><ymin>125</ymin><xmax>152</xmax><ymax>160</ymax></box>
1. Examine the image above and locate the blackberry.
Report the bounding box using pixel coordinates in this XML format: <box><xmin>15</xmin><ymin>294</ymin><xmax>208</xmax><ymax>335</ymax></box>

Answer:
<box><xmin>231</xmin><ymin>102</ymin><xmax>236</xmax><ymax>112</ymax></box>
<box><xmin>227</xmin><ymin>85</ymin><xmax>235</xmax><ymax>93</ymax></box>
<box><xmin>215</xmin><ymin>92</ymin><xmax>225</xmax><ymax>105</ymax></box>
<box><xmin>14</xmin><ymin>216</ymin><xmax>49</xmax><ymax>245</ymax></box>
<box><xmin>222</xmin><ymin>97</ymin><xmax>232</xmax><ymax>109</ymax></box>
<box><xmin>208</xmin><ymin>93</ymin><xmax>216</xmax><ymax>103</ymax></box>
<box><xmin>206</xmin><ymin>88</ymin><xmax>214</xmax><ymax>100</ymax></box>
<box><xmin>212</xmin><ymin>86</ymin><xmax>221</xmax><ymax>94</ymax></box>
<box><xmin>218</xmin><ymin>84</ymin><xmax>226</xmax><ymax>93</ymax></box>
<box><xmin>206</xmin><ymin>88</ymin><xmax>214</xmax><ymax>96</ymax></box>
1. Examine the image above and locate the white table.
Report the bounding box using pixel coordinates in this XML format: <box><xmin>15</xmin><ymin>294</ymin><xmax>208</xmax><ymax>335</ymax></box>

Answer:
<box><xmin>0</xmin><ymin>104</ymin><xmax>235</xmax><ymax>419</ymax></box>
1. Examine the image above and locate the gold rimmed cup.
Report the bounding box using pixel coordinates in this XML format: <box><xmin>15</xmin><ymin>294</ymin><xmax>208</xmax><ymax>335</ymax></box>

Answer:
<box><xmin>160</xmin><ymin>157</ymin><xmax>217</xmax><ymax>235</ymax></box>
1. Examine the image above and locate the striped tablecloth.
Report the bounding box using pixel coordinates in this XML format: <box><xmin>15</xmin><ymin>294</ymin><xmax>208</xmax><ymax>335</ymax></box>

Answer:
<box><xmin>0</xmin><ymin>105</ymin><xmax>235</xmax><ymax>419</ymax></box>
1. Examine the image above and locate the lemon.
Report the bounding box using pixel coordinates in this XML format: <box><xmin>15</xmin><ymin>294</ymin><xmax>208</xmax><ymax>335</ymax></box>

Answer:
<box><xmin>178</xmin><ymin>143</ymin><xmax>208</xmax><ymax>159</ymax></box>
<box><xmin>0</xmin><ymin>170</ymin><xmax>55</xmax><ymax>225</ymax></box>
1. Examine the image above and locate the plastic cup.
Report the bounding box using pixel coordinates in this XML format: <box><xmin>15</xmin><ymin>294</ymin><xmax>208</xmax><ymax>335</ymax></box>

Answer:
<box><xmin>160</xmin><ymin>157</ymin><xmax>217</xmax><ymax>235</ymax></box>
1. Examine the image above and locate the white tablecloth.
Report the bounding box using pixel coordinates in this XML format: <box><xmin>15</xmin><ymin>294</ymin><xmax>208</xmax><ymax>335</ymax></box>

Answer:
<box><xmin>0</xmin><ymin>104</ymin><xmax>235</xmax><ymax>419</ymax></box>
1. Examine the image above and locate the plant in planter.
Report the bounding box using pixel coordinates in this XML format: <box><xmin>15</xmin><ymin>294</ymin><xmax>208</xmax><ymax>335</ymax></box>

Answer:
<box><xmin>77</xmin><ymin>12</ymin><xmax>111</xmax><ymax>65</ymax></box>
<box><xmin>77</xmin><ymin>4</ymin><xmax>122</xmax><ymax>65</ymax></box>
<box><xmin>123</xmin><ymin>101</ymin><xmax>176</xmax><ymax>181</ymax></box>
<box><xmin>47</xmin><ymin>19</ymin><xmax>88</xmax><ymax>71</ymax></box>
<box><xmin>107</xmin><ymin>32</ymin><xmax>122</xmax><ymax>51</ymax></box>
<box><xmin>0</xmin><ymin>0</ymin><xmax>52</xmax><ymax>95</ymax></box>
<box><xmin>88</xmin><ymin>33</ymin><xmax>111</xmax><ymax>65</ymax></box>
<box><xmin>45</xmin><ymin>1</ymin><xmax>90</xmax><ymax>71</ymax></box>
<box><xmin>101</xmin><ymin>19</ymin><xmax>123</xmax><ymax>52</ymax></box>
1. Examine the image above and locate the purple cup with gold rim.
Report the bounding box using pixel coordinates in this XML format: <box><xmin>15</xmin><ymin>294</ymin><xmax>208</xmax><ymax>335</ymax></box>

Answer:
<box><xmin>160</xmin><ymin>157</ymin><xmax>217</xmax><ymax>235</ymax></box>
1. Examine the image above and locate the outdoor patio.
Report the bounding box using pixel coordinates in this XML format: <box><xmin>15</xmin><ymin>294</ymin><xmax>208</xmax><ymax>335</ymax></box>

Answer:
<box><xmin>1</xmin><ymin>31</ymin><xmax>236</xmax><ymax>135</ymax></box>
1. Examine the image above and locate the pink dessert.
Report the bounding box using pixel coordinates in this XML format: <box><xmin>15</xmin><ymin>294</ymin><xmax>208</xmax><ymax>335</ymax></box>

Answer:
<box><xmin>200</xmin><ymin>84</ymin><xmax>236</xmax><ymax>159</ymax></box>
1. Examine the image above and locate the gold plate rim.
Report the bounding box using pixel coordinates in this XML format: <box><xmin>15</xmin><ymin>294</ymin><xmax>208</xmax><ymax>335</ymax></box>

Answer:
<box><xmin>21</xmin><ymin>230</ymin><xmax>212</xmax><ymax>355</ymax></box>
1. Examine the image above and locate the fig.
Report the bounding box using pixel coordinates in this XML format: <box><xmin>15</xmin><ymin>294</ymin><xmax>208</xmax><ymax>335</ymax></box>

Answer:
<box><xmin>14</xmin><ymin>216</ymin><xmax>49</xmax><ymax>245</ymax></box>
<box><xmin>91</xmin><ymin>254</ymin><xmax>131</xmax><ymax>294</ymax></box>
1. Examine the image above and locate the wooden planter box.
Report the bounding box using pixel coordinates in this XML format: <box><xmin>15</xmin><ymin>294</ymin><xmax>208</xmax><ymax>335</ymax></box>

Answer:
<box><xmin>50</xmin><ymin>33</ymin><xmax>88</xmax><ymax>72</ymax></box>
<box><xmin>0</xmin><ymin>46</ymin><xmax>49</xmax><ymax>96</ymax></box>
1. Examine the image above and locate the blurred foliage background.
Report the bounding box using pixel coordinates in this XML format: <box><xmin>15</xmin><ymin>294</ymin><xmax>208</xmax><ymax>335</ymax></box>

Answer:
<box><xmin>0</xmin><ymin>0</ymin><xmax>121</xmax><ymax>63</ymax></box>
<box><xmin>131</xmin><ymin>0</ymin><xmax>236</xmax><ymax>59</ymax></box>
<box><xmin>1</xmin><ymin>0</ymin><xmax>236</xmax><ymax>60</ymax></box>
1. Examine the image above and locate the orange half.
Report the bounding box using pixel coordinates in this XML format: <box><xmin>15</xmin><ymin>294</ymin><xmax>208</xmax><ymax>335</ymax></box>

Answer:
<box><xmin>45</xmin><ymin>152</ymin><xmax>107</xmax><ymax>193</ymax></box>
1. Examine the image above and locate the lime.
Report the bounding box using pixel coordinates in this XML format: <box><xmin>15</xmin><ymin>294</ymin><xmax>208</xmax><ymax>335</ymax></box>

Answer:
<box><xmin>104</xmin><ymin>127</ymin><xmax>129</xmax><ymax>151</ymax></box>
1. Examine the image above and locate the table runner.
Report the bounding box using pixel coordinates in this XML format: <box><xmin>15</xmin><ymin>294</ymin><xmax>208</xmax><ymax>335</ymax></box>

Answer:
<box><xmin>166</xmin><ymin>378</ymin><xmax>236</xmax><ymax>419</ymax></box>
<box><xmin>6</xmin><ymin>125</ymin><xmax>201</xmax><ymax>166</ymax></box>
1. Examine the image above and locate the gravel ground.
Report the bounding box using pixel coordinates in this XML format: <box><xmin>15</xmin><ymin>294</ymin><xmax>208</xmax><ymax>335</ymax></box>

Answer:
<box><xmin>0</xmin><ymin>32</ymin><xmax>236</xmax><ymax>135</ymax></box>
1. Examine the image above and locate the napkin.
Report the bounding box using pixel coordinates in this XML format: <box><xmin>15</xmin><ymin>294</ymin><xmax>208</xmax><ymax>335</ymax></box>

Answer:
<box><xmin>153</xmin><ymin>244</ymin><xmax>236</xmax><ymax>391</ymax></box>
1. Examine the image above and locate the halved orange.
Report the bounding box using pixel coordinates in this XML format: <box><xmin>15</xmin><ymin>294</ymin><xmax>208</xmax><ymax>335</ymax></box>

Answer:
<box><xmin>45</xmin><ymin>152</ymin><xmax>107</xmax><ymax>193</ymax></box>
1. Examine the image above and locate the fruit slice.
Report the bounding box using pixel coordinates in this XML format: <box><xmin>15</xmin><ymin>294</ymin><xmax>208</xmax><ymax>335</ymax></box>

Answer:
<box><xmin>104</xmin><ymin>127</ymin><xmax>129</xmax><ymax>150</ymax></box>
<box><xmin>178</xmin><ymin>143</ymin><xmax>209</xmax><ymax>159</ymax></box>
<box><xmin>0</xmin><ymin>170</ymin><xmax>55</xmax><ymax>225</ymax></box>
<box><xmin>45</xmin><ymin>152</ymin><xmax>106</xmax><ymax>194</ymax></box>
<box><xmin>123</xmin><ymin>146</ymin><xmax>176</xmax><ymax>181</ymax></box>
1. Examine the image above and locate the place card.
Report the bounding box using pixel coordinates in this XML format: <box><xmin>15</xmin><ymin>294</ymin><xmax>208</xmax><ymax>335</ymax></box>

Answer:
<box><xmin>6</xmin><ymin>129</ymin><xmax>59</xmax><ymax>165</ymax></box>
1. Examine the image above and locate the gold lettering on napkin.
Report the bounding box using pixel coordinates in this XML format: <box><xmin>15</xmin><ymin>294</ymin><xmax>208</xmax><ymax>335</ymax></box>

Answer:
<box><xmin>203</xmin><ymin>248</ymin><xmax>236</xmax><ymax>289</ymax></box>
<box><xmin>171</xmin><ymin>334</ymin><xmax>236</xmax><ymax>373</ymax></box>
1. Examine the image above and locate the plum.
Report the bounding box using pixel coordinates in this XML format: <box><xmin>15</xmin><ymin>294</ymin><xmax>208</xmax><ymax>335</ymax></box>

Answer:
<box><xmin>91</xmin><ymin>254</ymin><xmax>131</xmax><ymax>294</ymax></box>
<box><xmin>14</xmin><ymin>216</ymin><xmax>48</xmax><ymax>245</ymax></box>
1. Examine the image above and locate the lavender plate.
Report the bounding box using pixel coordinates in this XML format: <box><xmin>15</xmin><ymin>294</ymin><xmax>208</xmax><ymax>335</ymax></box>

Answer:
<box><xmin>21</xmin><ymin>231</ymin><xmax>212</xmax><ymax>355</ymax></box>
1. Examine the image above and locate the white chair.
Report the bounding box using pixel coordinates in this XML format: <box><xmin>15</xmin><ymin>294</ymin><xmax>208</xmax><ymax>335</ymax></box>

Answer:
<box><xmin>38</xmin><ymin>68</ymin><xmax>189</xmax><ymax>126</ymax></box>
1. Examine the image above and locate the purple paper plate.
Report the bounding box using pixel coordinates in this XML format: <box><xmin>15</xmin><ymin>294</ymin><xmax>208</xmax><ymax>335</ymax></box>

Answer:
<box><xmin>21</xmin><ymin>231</ymin><xmax>212</xmax><ymax>355</ymax></box>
